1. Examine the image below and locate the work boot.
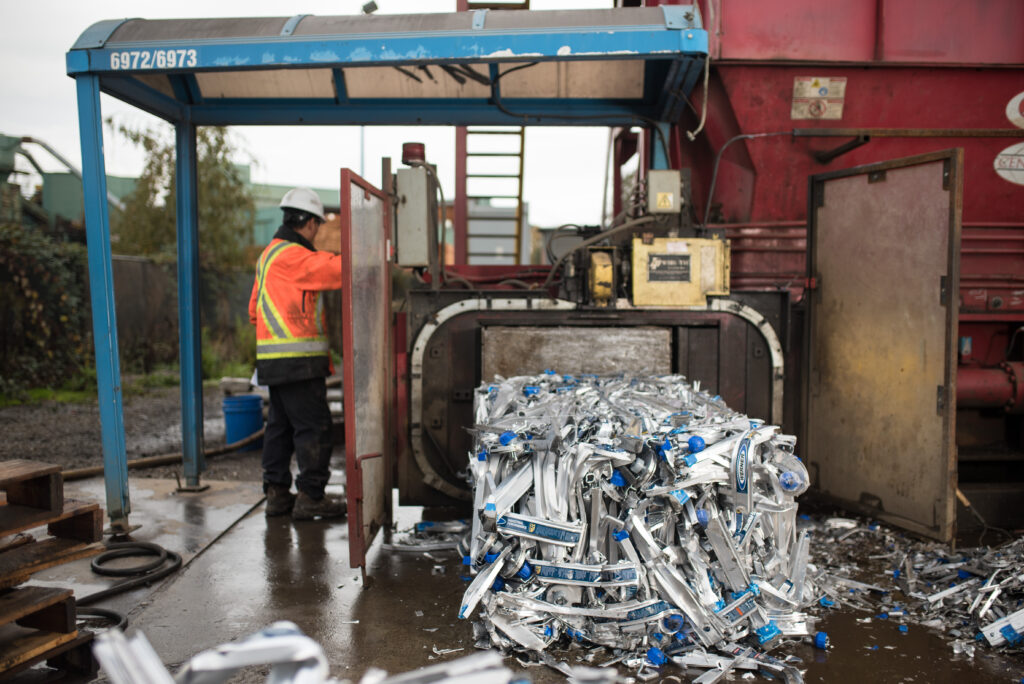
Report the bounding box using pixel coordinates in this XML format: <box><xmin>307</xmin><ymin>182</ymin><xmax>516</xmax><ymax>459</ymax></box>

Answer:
<box><xmin>265</xmin><ymin>485</ymin><xmax>296</xmax><ymax>517</ymax></box>
<box><xmin>292</xmin><ymin>491</ymin><xmax>347</xmax><ymax>521</ymax></box>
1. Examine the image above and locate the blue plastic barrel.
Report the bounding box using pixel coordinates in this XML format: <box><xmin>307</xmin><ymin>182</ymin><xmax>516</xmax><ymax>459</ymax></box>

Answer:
<box><xmin>223</xmin><ymin>394</ymin><xmax>264</xmax><ymax>452</ymax></box>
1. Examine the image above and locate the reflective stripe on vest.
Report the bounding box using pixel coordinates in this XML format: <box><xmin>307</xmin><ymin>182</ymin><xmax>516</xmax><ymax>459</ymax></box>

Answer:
<box><xmin>255</xmin><ymin>241</ymin><xmax>329</xmax><ymax>360</ymax></box>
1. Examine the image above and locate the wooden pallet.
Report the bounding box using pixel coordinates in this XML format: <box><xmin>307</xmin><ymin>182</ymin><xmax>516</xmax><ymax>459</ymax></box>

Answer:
<box><xmin>0</xmin><ymin>461</ymin><xmax>103</xmax><ymax>677</ymax></box>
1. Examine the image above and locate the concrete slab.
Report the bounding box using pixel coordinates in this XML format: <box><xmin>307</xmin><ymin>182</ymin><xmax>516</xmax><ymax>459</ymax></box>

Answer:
<box><xmin>24</xmin><ymin>478</ymin><xmax>263</xmax><ymax>625</ymax></box>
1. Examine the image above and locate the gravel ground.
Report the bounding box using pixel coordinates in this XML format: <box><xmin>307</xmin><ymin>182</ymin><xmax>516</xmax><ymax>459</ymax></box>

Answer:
<box><xmin>0</xmin><ymin>384</ymin><xmax>264</xmax><ymax>482</ymax></box>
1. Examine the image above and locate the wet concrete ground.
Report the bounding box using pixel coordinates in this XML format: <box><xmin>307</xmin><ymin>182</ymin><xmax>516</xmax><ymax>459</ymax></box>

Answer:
<box><xmin>10</xmin><ymin>458</ymin><xmax>1024</xmax><ymax>683</ymax></box>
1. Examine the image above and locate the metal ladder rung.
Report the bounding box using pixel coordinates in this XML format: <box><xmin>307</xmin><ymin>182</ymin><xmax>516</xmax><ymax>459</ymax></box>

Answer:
<box><xmin>467</xmin><ymin>152</ymin><xmax>524</xmax><ymax>157</ymax></box>
<box><xmin>468</xmin><ymin>234</ymin><xmax>518</xmax><ymax>239</ymax></box>
<box><xmin>468</xmin><ymin>194</ymin><xmax>520</xmax><ymax>200</ymax></box>
<box><xmin>467</xmin><ymin>130</ymin><xmax>523</xmax><ymax>136</ymax></box>
<box><xmin>467</xmin><ymin>173</ymin><xmax>521</xmax><ymax>179</ymax></box>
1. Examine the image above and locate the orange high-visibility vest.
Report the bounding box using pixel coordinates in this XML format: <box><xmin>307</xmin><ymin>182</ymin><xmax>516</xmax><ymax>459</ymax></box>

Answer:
<box><xmin>248</xmin><ymin>237</ymin><xmax>342</xmax><ymax>363</ymax></box>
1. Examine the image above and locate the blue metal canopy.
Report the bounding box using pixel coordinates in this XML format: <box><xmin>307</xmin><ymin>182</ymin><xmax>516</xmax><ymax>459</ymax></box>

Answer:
<box><xmin>66</xmin><ymin>6</ymin><xmax>707</xmax><ymax>531</ymax></box>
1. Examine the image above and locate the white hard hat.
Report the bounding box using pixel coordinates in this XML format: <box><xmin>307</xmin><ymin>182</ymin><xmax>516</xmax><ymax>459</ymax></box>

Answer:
<box><xmin>279</xmin><ymin>187</ymin><xmax>325</xmax><ymax>221</ymax></box>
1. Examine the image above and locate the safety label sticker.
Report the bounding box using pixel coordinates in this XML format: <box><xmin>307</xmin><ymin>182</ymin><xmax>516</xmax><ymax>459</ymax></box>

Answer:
<box><xmin>791</xmin><ymin>76</ymin><xmax>847</xmax><ymax>120</ymax></box>
<box><xmin>648</xmin><ymin>254</ymin><xmax>691</xmax><ymax>282</ymax></box>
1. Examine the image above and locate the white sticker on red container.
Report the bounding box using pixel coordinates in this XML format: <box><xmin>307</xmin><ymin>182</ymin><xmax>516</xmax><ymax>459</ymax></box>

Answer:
<box><xmin>791</xmin><ymin>76</ymin><xmax>847</xmax><ymax>120</ymax></box>
<box><xmin>994</xmin><ymin>141</ymin><xmax>1024</xmax><ymax>186</ymax></box>
<box><xmin>994</xmin><ymin>92</ymin><xmax>1024</xmax><ymax>186</ymax></box>
<box><xmin>1007</xmin><ymin>91</ymin><xmax>1024</xmax><ymax>129</ymax></box>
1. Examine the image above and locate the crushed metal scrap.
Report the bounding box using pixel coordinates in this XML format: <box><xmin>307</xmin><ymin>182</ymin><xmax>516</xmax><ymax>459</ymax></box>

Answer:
<box><xmin>457</xmin><ymin>373</ymin><xmax>816</xmax><ymax>681</ymax></box>
<box><xmin>805</xmin><ymin>515</ymin><xmax>1024</xmax><ymax>656</ymax></box>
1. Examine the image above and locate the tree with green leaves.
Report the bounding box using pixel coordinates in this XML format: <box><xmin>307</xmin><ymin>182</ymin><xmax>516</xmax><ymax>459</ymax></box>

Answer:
<box><xmin>109</xmin><ymin>123</ymin><xmax>255</xmax><ymax>272</ymax></box>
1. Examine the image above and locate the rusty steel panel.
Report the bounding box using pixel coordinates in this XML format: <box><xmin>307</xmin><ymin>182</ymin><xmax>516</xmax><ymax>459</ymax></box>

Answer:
<box><xmin>481</xmin><ymin>326</ymin><xmax>671</xmax><ymax>379</ymax></box>
<box><xmin>341</xmin><ymin>170</ymin><xmax>392</xmax><ymax>571</ymax></box>
<box><xmin>804</xmin><ymin>150</ymin><xmax>962</xmax><ymax>541</ymax></box>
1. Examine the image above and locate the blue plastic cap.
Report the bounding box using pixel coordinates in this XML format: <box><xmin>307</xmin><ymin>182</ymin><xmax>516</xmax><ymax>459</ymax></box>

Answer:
<box><xmin>477</xmin><ymin>450</ymin><xmax>488</xmax><ymax>461</ymax></box>
<box><xmin>814</xmin><ymin>631</ymin><xmax>829</xmax><ymax>649</ymax></box>
<box><xmin>713</xmin><ymin>600</ymin><xmax>726</xmax><ymax>612</ymax></box>
<box><xmin>696</xmin><ymin>509</ymin><xmax>710</xmax><ymax>527</ymax></box>
<box><xmin>523</xmin><ymin>386</ymin><xmax>540</xmax><ymax>397</ymax></box>
<box><xmin>613</xmin><ymin>529</ymin><xmax>629</xmax><ymax>542</ymax></box>
<box><xmin>755</xmin><ymin>622</ymin><xmax>782</xmax><ymax>645</ymax></box>
<box><xmin>543</xmin><ymin>369</ymin><xmax>556</xmax><ymax>375</ymax></box>
<box><xmin>499</xmin><ymin>431</ymin><xmax>517</xmax><ymax>446</ymax></box>
<box><xmin>646</xmin><ymin>647</ymin><xmax>667</xmax><ymax>666</ymax></box>
<box><xmin>779</xmin><ymin>471</ymin><xmax>801</xmax><ymax>491</ymax></box>
<box><xmin>687</xmin><ymin>435</ymin><xmax>705</xmax><ymax>453</ymax></box>
<box><xmin>610</xmin><ymin>470</ymin><xmax>627</xmax><ymax>487</ymax></box>
<box><xmin>492</xmin><ymin>577</ymin><xmax>505</xmax><ymax>592</ymax></box>
<box><xmin>957</xmin><ymin>569</ymin><xmax>972</xmax><ymax>579</ymax></box>
<box><xmin>544</xmin><ymin>625</ymin><xmax>553</xmax><ymax>637</ymax></box>
<box><xmin>683</xmin><ymin>453</ymin><xmax>697</xmax><ymax>467</ymax></box>
<box><xmin>819</xmin><ymin>597</ymin><xmax>835</xmax><ymax>608</ymax></box>
<box><xmin>664</xmin><ymin>614</ymin><xmax>684</xmax><ymax>631</ymax></box>
<box><xmin>652</xmin><ymin>632</ymin><xmax>663</xmax><ymax>641</ymax></box>
<box><xmin>517</xmin><ymin>562</ymin><xmax>532</xmax><ymax>580</ymax></box>
<box><xmin>877</xmin><ymin>612</ymin><xmax>889</xmax><ymax>620</ymax></box>
<box><xmin>462</xmin><ymin>556</ymin><xmax>472</xmax><ymax>566</ymax></box>
<box><xmin>484</xmin><ymin>552</ymin><xmax>498</xmax><ymax>563</ymax></box>
<box><xmin>484</xmin><ymin>503</ymin><xmax>496</xmax><ymax>512</ymax></box>
<box><xmin>898</xmin><ymin>624</ymin><xmax>908</xmax><ymax>633</ymax></box>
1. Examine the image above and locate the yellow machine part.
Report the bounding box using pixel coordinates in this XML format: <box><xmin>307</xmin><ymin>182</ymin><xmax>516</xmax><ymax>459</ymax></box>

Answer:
<box><xmin>631</xmin><ymin>237</ymin><xmax>730</xmax><ymax>307</ymax></box>
<box><xmin>588</xmin><ymin>249</ymin><xmax>614</xmax><ymax>306</ymax></box>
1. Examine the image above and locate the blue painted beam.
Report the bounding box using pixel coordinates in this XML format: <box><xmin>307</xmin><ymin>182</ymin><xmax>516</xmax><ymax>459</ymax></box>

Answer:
<box><xmin>67</xmin><ymin>27</ymin><xmax>707</xmax><ymax>75</ymax></box>
<box><xmin>75</xmin><ymin>75</ymin><xmax>131</xmax><ymax>532</ymax></box>
<box><xmin>175</xmin><ymin>121</ymin><xmax>205</xmax><ymax>487</ymax></box>
<box><xmin>186</xmin><ymin>97</ymin><xmax>663</xmax><ymax>127</ymax></box>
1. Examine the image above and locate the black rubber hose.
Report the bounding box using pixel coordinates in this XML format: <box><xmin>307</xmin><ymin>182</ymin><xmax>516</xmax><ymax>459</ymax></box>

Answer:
<box><xmin>76</xmin><ymin>606</ymin><xmax>128</xmax><ymax>631</ymax></box>
<box><xmin>77</xmin><ymin>541</ymin><xmax>183</xmax><ymax>607</ymax></box>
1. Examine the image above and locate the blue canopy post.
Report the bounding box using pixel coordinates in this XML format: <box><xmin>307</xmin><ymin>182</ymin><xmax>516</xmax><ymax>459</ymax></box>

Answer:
<box><xmin>74</xmin><ymin>74</ymin><xmax>132</xmax><ymax>533</ymax></box>
<box><xmin>175</xmin><ymin>120</ymin><xmax>206</xmax><ymax>490</ymax></box>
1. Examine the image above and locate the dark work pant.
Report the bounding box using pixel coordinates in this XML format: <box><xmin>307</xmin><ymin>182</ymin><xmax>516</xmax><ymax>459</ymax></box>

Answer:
<box><xmin>262</xmin><ymin>377</ymin><xmax>333</xmax><ymax>498</ymax></box>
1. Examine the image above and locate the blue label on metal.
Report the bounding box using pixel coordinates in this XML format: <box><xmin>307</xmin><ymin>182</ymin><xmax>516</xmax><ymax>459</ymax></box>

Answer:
<box><xmin>735</xmin><ymin>437</ymin><xmax>750</xmax><ymax>493</ymax></box>
<box><xmin>625</xmin><ymin>601</ymin><xmax>673</xmax><ymax>622</ymax></box>
<box><xmin>497</xmin><ymin>516</ymin><xmax>581</xmax><ymax>544</ymax></box>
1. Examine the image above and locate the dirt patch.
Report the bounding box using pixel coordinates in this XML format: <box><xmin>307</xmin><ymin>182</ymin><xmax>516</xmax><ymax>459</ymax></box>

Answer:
<box><xmin>0</xmin><ymin>385</ymin><xmax>264</xmax><ymax>482</ymax></box>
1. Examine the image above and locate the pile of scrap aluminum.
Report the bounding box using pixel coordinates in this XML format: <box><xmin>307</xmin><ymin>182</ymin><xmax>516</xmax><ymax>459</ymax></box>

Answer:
<box><xmin>808</xmin><ymin>517</ymin><xmax>1024</xmax><ymax>657</ymax></box>
<box><xmin>458</xmin><ymin>373</ymin><xmax>816</xmax><ymax>682</ymax></box>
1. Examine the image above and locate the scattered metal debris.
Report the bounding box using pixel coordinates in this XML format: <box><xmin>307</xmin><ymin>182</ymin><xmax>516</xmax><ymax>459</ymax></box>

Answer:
<box><xmin>806</xmin><ymin>515</ymin><xmax>1024</xmax><ymax>655</ymax></box>
<box><xmin>383</xmin><ymin>520</ymin><xmax>469</xmax><ymax>553</ymax></box>
<box><xmin>458</xmin><ymin>373</ymin><xmax>819</xmax><ymax>680</ymax></box>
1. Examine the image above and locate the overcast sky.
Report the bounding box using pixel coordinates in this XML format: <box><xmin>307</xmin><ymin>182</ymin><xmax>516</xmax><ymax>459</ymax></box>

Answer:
<box><xmin>0</xmin><ymin>0</ymin><xmax>620</xmax><ymax>227</ymax></box>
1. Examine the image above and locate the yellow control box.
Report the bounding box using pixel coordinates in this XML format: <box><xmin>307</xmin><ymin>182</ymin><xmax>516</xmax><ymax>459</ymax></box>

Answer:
<box><xmin>631</xmin><ymin>237</ymin><xmax>730</xmax><ymax>307</ymax></box>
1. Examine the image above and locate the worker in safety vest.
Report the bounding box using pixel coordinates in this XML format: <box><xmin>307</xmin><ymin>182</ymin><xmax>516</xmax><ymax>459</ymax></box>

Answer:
<box><xmin>248</xmin><ymin>187</ymin><xmax>346</xmax><ymax>520</ymax></box>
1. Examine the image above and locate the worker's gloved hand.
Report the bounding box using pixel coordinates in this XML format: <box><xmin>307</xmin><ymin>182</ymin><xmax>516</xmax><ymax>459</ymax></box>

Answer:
<box><xmin>292</xmin><ymin>491</ymin><xmax>346</xmax><ymax>520</ymax></box>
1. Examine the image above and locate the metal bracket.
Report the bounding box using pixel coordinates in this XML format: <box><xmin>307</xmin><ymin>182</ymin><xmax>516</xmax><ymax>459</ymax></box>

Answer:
<box><xmin>813</xmin><ymin>135</ymin><xmax>870</xmax><ymax>164</ymax></box>
<box><xmin>280</xmin><ymin>14</ymin><xmax>310</xmax><ymax>37</ymax></box>
<box><xmin>660</xmin><ymin>5</ymin><xmax>691</xmax><ymax>29</ymax></box>
<box><xmin>472</xmin><ymin>9</ymin><xmax>489</xmax><ymax>30</ymax></box>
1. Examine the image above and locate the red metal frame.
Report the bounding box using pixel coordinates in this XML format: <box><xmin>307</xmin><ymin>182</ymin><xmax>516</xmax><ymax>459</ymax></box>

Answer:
<box><xmin>340</xmin><ymin>169</ymin><xmax>394</xmax><ymax>571</ymax></box>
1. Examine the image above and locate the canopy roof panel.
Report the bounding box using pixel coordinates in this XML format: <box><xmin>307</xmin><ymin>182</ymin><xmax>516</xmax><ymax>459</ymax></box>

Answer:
<box><xmin>67</xmin><ymin>7</ymin><xmax>707</xmax><ymax>126</ymax></box>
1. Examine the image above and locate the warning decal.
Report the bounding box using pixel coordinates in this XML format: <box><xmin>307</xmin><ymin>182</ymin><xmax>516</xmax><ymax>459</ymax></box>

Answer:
<box><xmin>792</xmin><ymin>76</ymin><xmax>847</xmax><ymax>120</ymax></box>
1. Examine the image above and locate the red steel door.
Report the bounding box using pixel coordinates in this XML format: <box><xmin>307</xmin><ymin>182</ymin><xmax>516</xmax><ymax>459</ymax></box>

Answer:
<box><xmin>803</xmin><ymin>150</ymin><xmax>962</xmax><ymax>541</ymax></box>
<box><xmin>340</xmin><ymin>169</ymin><xmax>393</xmax><ymax>570</ymax></box>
